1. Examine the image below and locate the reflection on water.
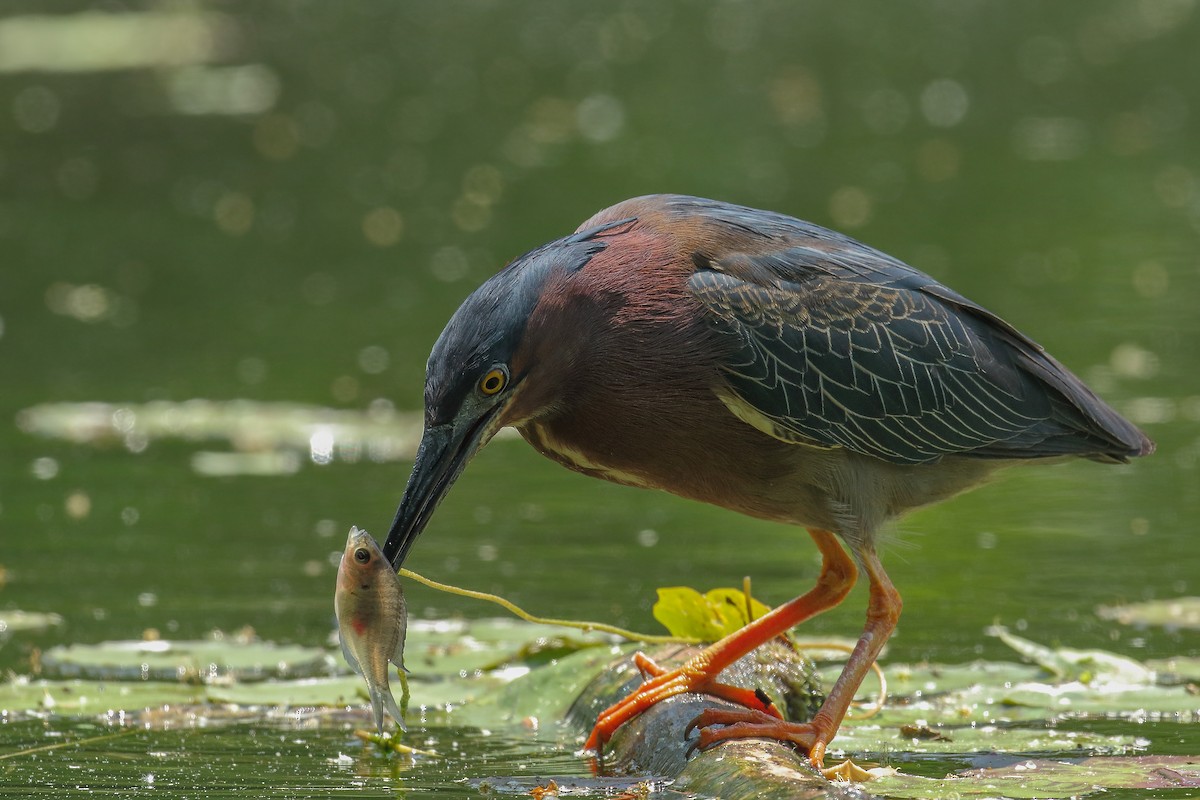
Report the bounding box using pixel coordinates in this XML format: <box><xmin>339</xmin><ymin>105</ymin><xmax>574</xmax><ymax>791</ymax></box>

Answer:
<box><xmin>1</xmin><ymin>1</ymin><xmax>1198</xmax><ymax>796</ymax></box>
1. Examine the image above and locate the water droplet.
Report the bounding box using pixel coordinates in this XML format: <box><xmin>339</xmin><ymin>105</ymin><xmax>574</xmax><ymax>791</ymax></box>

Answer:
<box><xmin>237</xmin><ymin>357</ymin><xmax>268</xmax><ymax>385</ymax></box>
<box><xmin>65</xmin><ymin>491</ymin><xmax>91</xmax><ymax>520</ymax></box>
<box><xmin>31</xmin><ymin>457</ymin><xmax>59</xmax><ymax>480</ymax></box>
<box><xmin>214</xmin><ymin>192</ymin><xmax>254</xmax><ymax>235</ymax></box>
<box><xmin>920</xmin><ymin>79</ymin><xmax>969</xmax><ymax>128</ymax></box>
<box><xmin>829</xmin><ymin>186</ymin><xmax>872</xmax><ymax>229</ymax></box>
<box><xmin>362</xmin><ymin>207</ymin><xmax>404</xmax><ymax>247</ymax></box>
<box><xmin>576</xmin><ymin>94</ymin><xmax>625</xmax><ymax>142</ymax></box>
<box><xmin>301</xmin><ymin>272</ymin><xmax>338</xmax><ymax>306</ymax></box>
<box><xmin>13</xmin><ymin>85</ymin><xmax>60</xmax><ymax>133</ymax></box>
<box><xmin>253</xmin><ymin>114</ymin><xmax>301</xmax><ymax>161</ymax></box>
<box><xmin>430</xmin><ymin>246</ymin><xmax>470</xmax><ymax>282</ymax></box>
<box><xmin>357</xmin><ymin>345</ymin><xmax>389</xmax><ymax>375</ymax></box>
<box><xmin>310</xmin><ymin>428</ymin><xmax>335</xmax><ymax>465</ymax></box>
<box><xmin>861</xmin><ymin>88</ymin><xmax>910</xmax><ymax>136</ymax></box>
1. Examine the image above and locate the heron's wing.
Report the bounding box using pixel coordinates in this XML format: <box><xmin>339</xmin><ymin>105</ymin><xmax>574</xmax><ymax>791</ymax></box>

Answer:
<box><xmin>688</xmin><ymin>242</ymin><xmax>1138</xmax><ymax>464</ymax></box>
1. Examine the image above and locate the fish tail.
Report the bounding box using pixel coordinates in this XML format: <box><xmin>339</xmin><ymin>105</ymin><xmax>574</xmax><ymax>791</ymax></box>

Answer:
<box><xmin>370</xmin><ymin>683</ymin><xmax>407</xmax><ymax>733</ymax></box>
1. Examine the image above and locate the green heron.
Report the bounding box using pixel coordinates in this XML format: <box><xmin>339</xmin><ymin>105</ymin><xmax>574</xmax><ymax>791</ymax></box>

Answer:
<box><xmin>381</xmin><ymin>194</ymin><xmax>1152</xmax><ymax>767</ymax></box>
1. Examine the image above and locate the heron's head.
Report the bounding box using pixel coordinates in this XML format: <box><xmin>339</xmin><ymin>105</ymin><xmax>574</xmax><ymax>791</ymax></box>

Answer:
<box><xmin>380</xmin><ymin>217</ymin><xmax>635</xmax><ymax>567</ymax></box>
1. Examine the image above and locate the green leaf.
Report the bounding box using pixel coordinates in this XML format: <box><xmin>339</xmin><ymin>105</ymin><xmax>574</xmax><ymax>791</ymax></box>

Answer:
<box><xmin>652</xmin><ymin>586</ymin><xmax>772</xmax><ymax>641</ymax></box>
<box><xmin>652</xmin><ymin>587</ymin><xmax>719</xmax><ymax>640</ymax></box>
<box><xmin>704</xmin><ymin>588</ymin><xmax>772</xmax><ymax>630</ymax></box>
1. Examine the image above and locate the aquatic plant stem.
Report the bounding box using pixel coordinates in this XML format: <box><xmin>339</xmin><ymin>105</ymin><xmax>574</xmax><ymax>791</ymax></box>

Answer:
<box><xmin>398</xmin><ymin>568</ymin><xmax>698</xmax><ymax>645</ymax></box>
<box><xmin>397</xmin><ymin>568</ymin><xmax>887</xmax><ymax>712</ymax></box>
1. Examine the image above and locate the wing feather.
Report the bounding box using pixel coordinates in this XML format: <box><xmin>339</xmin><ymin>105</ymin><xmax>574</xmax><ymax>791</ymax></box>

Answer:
<box><xmin>663</xmin><ymin>195</ymin><xmax>1149</xmax><ymax>463</ymax></box>
<box><xmin>689</xmin><ymin>254</ymin><xmax>1120</xmax><ymax>464</ymax></box>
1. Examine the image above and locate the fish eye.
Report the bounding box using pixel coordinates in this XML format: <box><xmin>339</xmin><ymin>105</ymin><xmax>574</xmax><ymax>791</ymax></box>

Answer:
<box><xmin>479</xmin><ymin>366</ymin><xmax>508</xmax><ymax>396</ymax></box>
<box><xmin>354</xmin><ymin>548</ymin><xmax>370</xmax><ymax>563</ymax></box>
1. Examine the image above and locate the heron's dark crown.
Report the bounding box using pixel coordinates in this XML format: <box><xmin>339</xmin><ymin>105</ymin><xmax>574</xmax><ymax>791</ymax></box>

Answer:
<box><xmin>423</xmin><ymin>218</ymin><xmax>633</xmax><ymax>424</ymax></box>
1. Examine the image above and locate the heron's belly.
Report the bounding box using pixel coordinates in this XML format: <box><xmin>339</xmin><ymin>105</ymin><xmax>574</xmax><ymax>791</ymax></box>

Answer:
<box><xmin>516</xmin><ymin>417</ymin><xmax>843</xmax><ymax>529</ymax></box>
<box><xmin>517</xmin><ymin>416</ymin><xmax>1007</xmax><ymax>538</ymax></box>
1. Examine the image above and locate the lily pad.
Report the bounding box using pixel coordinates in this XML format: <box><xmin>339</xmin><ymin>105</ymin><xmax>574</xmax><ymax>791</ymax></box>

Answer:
<box><xmin>819</xmin><ymin>660</ymin><xmax>1044</xmax><ymax>702</ymax></box>
<box><xmin>0</xmin><ymin>677</ymin><xmax>205</xmax><ymax>713</ymax></box>
<box><xmin>208</xmin><ymin>673</ymin><xmax>505</xmax><ymax>713</ymax></box>
<box><xmin>833</xmin><ymin>721</ymin><xmax>1138</xmax><ymax>758</ymax></box>
<box><xmin>1147</xmin><ymin>656</ymin><xmax>1200</xmax><ymax>683</ymax></box>
<box><xmin>41</xmin><ymin>639</ymin><xmax>336</xmax><ymax>682</ymax></box>
<box><xmin>1097</xmin><ymin>597</ymin><xmax>1200</xmax><ymax>631</ymax></box>
<box><xmin>996</xmin><ymin>682</ymin><xmax>1200</xmax><ymax>716</ymax></box>
<box><xmin>456</xmin><ymin>644</ymin><xmax>632</xmax><ymax>730</ymax></box>
<box><xmin>822</xmin><ymin>652</ymin><xmax>1200</xmax><ymax>732</ymax></box>
<box><xmin>190</xmin><ymin>450</ymin><xmax>301</xmax><ymax>477</ymax></box>
<box><xmin>791</xmin><ymin>636</ymin><xmax>876</xmax><ymax>663</ymax></box>
<box><xmin>15</xmin><ymin>400</ymin><xmax>519</xmax><ymax>465</ymax></box>
<box><xmin>396</xmin><ymin>618</ymin><xmax>617</xmax><ymax>678</ymax></box>
<box><xmin>871</xmin><ymin>756</ymin><xmax>1200</xmax><ymax>799</ymax></box>
<box><xmin>205</xmin><ymin>675</ymin><xmax>369</xmax><ymax>708</ymax></box>
<box><xmin>989</xmin><ymin>626</ymin><xmax>1155</xmax><ymax>685</ymax></box>
<box><xmin>0</xmin><ymin>610</ymin><xmax>64</xmax><ymax>633</ymax></box>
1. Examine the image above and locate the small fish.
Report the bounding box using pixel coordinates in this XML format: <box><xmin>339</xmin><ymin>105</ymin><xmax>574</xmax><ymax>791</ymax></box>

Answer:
<box><xmin>335</xmin><ymin>526</ymin><xmax>408</xmax><ymax>733</ymax></box>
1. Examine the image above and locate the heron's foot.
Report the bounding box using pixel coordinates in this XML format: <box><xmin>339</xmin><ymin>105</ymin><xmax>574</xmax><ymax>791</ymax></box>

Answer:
<box><xmin>583</xmin><ymin>652</ymin><xmax>781</xmax><ymax>752</ymax></box>
<box><xmin>685</xmin><ymin>707</ymin><xmax>833</xmax><ymax>771</ymax></box>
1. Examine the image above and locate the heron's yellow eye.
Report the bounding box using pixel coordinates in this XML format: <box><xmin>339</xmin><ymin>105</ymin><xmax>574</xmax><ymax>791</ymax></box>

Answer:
<box><xmin>479</xmin><ymin>368</ymin><xmax>507</xmax><ymax>396</ymax></box>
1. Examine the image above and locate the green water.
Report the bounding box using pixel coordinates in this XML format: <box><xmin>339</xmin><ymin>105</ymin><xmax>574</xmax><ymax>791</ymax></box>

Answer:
<box><xmin>2</xmin><ymin>1</ymin><xmax>1198</xmax><ymax>796</ymax></box>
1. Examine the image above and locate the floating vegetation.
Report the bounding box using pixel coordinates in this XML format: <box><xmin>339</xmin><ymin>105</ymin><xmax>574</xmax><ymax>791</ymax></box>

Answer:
<box><xmin>3</xmin><ymin>619</ymin><xmax>623</xmax><ymax>722</ymax></box>
<box><xmin>651</xmin><ymin>585</ymin><xmax>771</xmax><ymax>641</ymax></box>
<box><xmin>1097</xmin><ymin>597</ymin><xmax>1200</xmax><ymax>631</ymax></box>
<box><xmin>353</xmin><ymin>728</ymin><xmax>439</xmax><ymax>758</ymax></box>
<box><xmin>15</xmin><ymin>400</ymin><xmax>521</xmax><ymax>469</ymax></box>
<box><xmin>470</xmin><ymin>775</ymin><xmax>668</xmax><ymax>797</ymax></box>
<box><xmin>0</xmin><ymin>610</ymin><xmax>65</xmax><ymax>634</ymax></box>
<box><xmin>1</xmin><ymin>619</ymin><xmax>1198</xmax><ymax>797</ymax></box>
<box><xmin>834</xmin><ymin>720</ymin><xmax>1137</xmax><ymax>758</ymax></box>
<box><xmin>989</xmin><ymin>626</ymin><xmax>1156</xmax><ymax>685</ymax></box>
<box><xmin>41</xmin><ymin>637</ymin><xmax>336</xmax><ymax>683</ymax></box>
<box><xmin>1</xmin><ymin>676</ymin><xmax>207</xmax><ymax>714</ymax></box>
<box><xmin>0</xmin><ymin>576</ymin><xmax>1193</xmax><ymax>795</ymax></box>
<box><xmin>871</xmin><ymin>756</ymin><xmax>1200</xmax><ymax>799</ymax></box>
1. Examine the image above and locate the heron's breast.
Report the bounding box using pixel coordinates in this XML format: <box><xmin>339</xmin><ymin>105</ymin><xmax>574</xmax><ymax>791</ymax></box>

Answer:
<box><xmin>518</xmin><ymin>422</ymin><xmax>656</xmax><ymax>490</ymax></box>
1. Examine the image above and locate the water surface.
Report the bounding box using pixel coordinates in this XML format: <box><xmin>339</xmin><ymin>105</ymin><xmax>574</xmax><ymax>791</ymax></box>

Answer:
<box><xmin>2</xmin><ymin>2</ymin><xmax>1198</xmax><ymax>796</ymax></box>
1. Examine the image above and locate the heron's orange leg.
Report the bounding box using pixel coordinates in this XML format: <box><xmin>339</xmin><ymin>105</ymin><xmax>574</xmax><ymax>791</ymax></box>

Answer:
<box><xmin>626</xmin><ymin>650</ymin><xmax>785</xmax><ymax>715</ymax></box>
<box><xmin>584</xmin><ymin>529</ymin><xmax>857</xmax><ymax>753</ymax></box>
<box><xmin>686</xmin><ymin>543</ymin><xmax>901</xmax><ymax>768</ymax></box>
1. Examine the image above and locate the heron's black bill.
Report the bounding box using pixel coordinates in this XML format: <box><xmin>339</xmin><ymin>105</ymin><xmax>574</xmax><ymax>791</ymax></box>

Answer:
<box><xmin>381</xmin><ymin>411</ymin><xmax>496</xmax><ymax>569</ymax></box>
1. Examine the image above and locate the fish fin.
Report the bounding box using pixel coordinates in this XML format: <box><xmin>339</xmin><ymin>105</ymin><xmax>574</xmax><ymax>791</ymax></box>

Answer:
<box><xmin>368</xmin><ymin>685</ymin><xmax>386</xmax><ymax>735</ymax></box>
<box><xmin>390</xmin><ymin>639</ymin><xmax>406</xmax><ymax>674</ymax></box>
<box><xmin>339</xmin><ymin>633</ymin><xmax>363</xmax><ymax>677</ymax></box>
<box><xmin>370</xmin><ymin>682</ymin><xmax>407</xmax><ymax>733</ymax></box>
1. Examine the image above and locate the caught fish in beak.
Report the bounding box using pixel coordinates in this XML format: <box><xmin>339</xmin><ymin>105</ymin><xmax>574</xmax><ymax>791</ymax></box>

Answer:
<box><xmin>334</xmin><ymin>526</ymin><xmax>408</xmax><ymax>734</ymax></box>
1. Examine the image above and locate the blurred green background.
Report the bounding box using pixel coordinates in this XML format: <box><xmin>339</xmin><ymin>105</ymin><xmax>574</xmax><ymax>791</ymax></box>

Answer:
<box><xmin>0</xmin><ymin>3</ymin><xmax>1197</xmax><ymax>789</ymax></box>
